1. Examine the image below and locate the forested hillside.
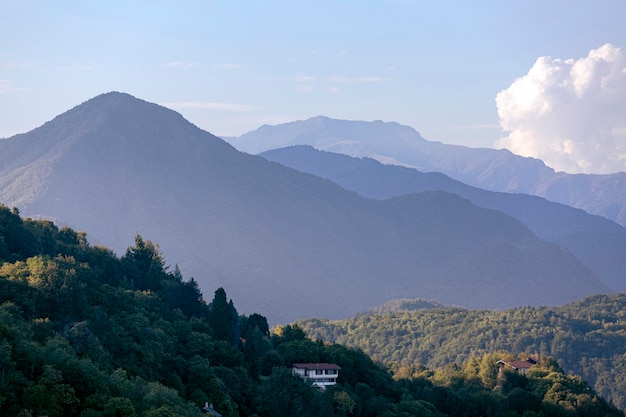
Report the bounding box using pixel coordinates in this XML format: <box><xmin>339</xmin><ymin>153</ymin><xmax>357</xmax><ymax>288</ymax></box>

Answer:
<box><xmin>0</xmin><ymin>204</ymin><xmax>622</xmax><ymax>416</ymax></box>
<box><xmin>298</xmin><ymin>295</ymin><xmax>626</xmax><ymax>410</ymax></box>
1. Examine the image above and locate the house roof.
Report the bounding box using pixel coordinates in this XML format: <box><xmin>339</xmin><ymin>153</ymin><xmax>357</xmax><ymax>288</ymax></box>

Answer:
<box><xmin>508</xmin><ymin>360</ymin><xmax>534</xmax><ymax>369</ymax></box>
<box><xmin>292</xmin><ymin>363</ymin><xmax>341</xmax><ymax>370</ymax></box>
<box><xmin>497</xmin><ymin>358</ymin><xmax>537</xmax><ymax>370</ymax></box>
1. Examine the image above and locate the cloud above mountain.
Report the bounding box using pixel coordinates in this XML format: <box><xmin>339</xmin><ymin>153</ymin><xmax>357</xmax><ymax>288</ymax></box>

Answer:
<box><xmin>292</xmin><ymin>74</ymin><xmax>389</xmax><ymax>94</ymax></box>
<box><xmin>163</xmin><ymin>101</ymin><xmax>256</xmax><ymax>112</ymax></box>
<box><xmin>496</xmin><ymin>44</ymin><xmax>626</xmax><ymax>174</ymax></box>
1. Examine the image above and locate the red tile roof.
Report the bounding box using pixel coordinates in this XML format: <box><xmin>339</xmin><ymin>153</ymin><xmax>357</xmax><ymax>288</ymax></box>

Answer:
<box><xmin>508</xmin><ymin>360</ymin><xmax>534</xmax><ymax>369</ymax></box>
<box><xmin>497</xmin><ymin>357</ymin><xmax>537</xmax><ymax>370</ymax></box>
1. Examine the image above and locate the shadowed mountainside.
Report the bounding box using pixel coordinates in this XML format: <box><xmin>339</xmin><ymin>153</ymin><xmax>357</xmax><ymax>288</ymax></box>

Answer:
<box><xmin>261</xmin><ymin>145</ymin><xmax>626</xmax><ymax>292</ymax></box>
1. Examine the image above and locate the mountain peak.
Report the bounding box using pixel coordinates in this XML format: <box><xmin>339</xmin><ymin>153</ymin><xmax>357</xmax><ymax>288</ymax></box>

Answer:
<box><xmin>0</xmin><ymin>91</ymin><xmax>234</xmax><ymax>213</ymax></box>
<box><xmin>64</xmin><ymin>91</ymin><xmax>183</xmax><ymax>125</ymax></box>
<box><xmin>228</xmin><ymin>116</ymin><xmax>426</xmax><ymax>155</ymax></box>
<box><xmin>9</xmin><ymin>91</ymin><xmax>186</xmax><ymax>144</ymax></box>
<box><xmin>85</xmin><ymin>90</ymin><xmax>138</xmax><ymax>102</ymax></box>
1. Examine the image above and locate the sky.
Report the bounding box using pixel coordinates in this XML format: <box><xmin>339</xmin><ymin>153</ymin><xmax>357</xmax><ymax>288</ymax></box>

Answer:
<box><xmin>1</xmin><ymin>0</ymin><xmax>626</xmax><ymax>174</ymax></box>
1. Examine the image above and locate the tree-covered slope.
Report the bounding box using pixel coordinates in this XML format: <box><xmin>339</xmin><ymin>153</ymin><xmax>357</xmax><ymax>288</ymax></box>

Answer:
<box><xmin>298</xmin><ymin>293</ymin><xmax>626</xmax><ymax>410</ymax></box>
<box><xmin>0</xmin><ymin>205</ymin><xmax>622</xmax><ymax>417</ymax></box>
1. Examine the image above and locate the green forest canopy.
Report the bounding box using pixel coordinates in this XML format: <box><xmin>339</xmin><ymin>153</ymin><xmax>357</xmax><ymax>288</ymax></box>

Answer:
<box><xmin>298</xmin><ymin>293</ymin><xmax>626</xmax><ymax>411</ymax></box>
<box><xmin>0</xmin><ymin>203</ymin><xmax>623</xmax><ymax>417</ymax></box>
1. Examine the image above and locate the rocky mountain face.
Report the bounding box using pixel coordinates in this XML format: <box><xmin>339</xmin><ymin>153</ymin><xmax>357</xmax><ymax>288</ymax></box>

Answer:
<box><xmin>230</xmin><ymin>116</ymin><xmax>626</xmax><ymax>226</ymax></box>
<box><xmin>0</xmin><ymin>93</ymin><xmax>612</xmax><ymax>323</ymax></box>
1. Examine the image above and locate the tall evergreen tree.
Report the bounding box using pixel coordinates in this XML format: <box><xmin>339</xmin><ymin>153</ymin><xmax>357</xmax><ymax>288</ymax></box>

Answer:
<box><xmin>244</xmin><ymin>313</ymin><xmax>270</xmax><ymax>338</ymax></box>
<box><xmin>209</xmin><ymin>287</ymin><xmax>233</xmax><ymax>343</ymax></box>
<box><xmin>229</xmin><ymin>300</ymin><xmax>240</xmax><ymax>347</ymax></box>
<box><xmin>121</xmin><ymin>234</ymin><xmax>167</xmax><ymax>290</ymax></box>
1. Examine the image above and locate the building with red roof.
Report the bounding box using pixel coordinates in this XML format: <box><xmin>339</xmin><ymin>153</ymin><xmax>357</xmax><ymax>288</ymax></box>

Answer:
<box><xmin>496</xmin><ymin>357</ymin><xmax>538</xmax><ymax>375</ymax></box>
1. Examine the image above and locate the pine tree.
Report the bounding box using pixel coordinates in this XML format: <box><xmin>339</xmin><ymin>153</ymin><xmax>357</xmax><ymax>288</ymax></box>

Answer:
<box><xmin>209</xmin><ymin>287</ymin><xmax>234</xmax><ymax>343</ymax></box>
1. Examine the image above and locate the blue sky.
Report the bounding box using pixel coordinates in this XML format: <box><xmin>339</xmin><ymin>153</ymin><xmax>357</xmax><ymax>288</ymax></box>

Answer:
<box><xmin>2</xmin><ymin>1</ymin><xmax>626</xmax><ymax>173</ymax></box>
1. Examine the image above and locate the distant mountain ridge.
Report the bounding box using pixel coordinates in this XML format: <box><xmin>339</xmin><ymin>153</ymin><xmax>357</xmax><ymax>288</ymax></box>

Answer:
<box><xmin>229</xmin><ymin>116</ymin><xmax>626</xmax><ymax>226</ymax></box>
<box><xmin>0</xmin><ymin>93</ymin><xmax>613</xmax><ymax>323</ymax></box>
<box><xmin>260</xmin><ymin>145</ymin><xmax>626</xmax><ymax>292</ymax></box>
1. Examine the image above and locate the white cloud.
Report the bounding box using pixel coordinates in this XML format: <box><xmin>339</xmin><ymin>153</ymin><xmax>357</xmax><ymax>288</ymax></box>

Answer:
<box><xmin>448</xmin><ymin>124</ymin><xmax>501</xmax><ymax>130</ymax></box>
<box><xmin>0</xmin><ymin>79</ymin><xmax>12</xmax><ymax>94</ymax></box>
<box><xmin>293</xmin><ymin>84</ymin><xmax>314</xmax><ymax>93</ymax></box>
<box><xmin>292</xmin><ymin>74</ymin><xmax>389</xmax><ymax>94</ymax></box>
<box><xmin>58</xmin><ymin>65</ymin><xmax>92</xmax><ymax>71</ymax></box>
<box><xmin>294</xmin><ymin>75</ymin><xmax>318</xmax><ymax>83</ymax></box>
<box><xmin>292</xmin><ymin>75</ymin><xmax>317</xmax><ymax>93</ymax></box>
<box><xmin>496</xmin><ymin>43</ymin><xmax>626</xmax><ymax>174</ymax></box>
<box><xmin>166</xmin><ymin>61</ymin><xmax>197</xmax><ymax>69</ymax></box>
<box><xmin>614</xmin><ymin>126</ymin><xmax>626</xmax><ymax>137</ymax></box>
<box><xmin>214</xmin><ymin>63</ymin><xmax>244</xmax><ymax>71</ymax></box>
<box><xmin>0</xmin><ymin>79</ymin><xmax>31</xmax><ymax>94</ymax></box>
<box><xmin>326</xmin><ymin>75</ymin><xmax>388</xmax><ymax>83</ymax></box>
<box><xmin>163</xmin><ymin>101</ymin><xmax>256</xmax><ymax>112</ymax></box>
<box><xmin>0</xmin><ymin>60</ymin><xmax>21</xmax><ymax>69</ymax></box>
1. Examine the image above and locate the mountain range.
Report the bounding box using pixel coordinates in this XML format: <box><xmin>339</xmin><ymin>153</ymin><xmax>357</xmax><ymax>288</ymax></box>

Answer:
<box><xmin>260</xmin><ymin>145</ymin><xmax>626</xmax><ymax>292</ymax></box>
<box><xmin>0</xmin><ymin>92</ymin><xmax>618</xmax><ymax>323</ymax></box>
<box><xmin>228</xmin><ymin>116</ymin><xmax>626</xmax><ymax>227</ymax></box>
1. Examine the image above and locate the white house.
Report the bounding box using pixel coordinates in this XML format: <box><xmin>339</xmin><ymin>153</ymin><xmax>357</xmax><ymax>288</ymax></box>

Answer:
<box><xmin>292</xmin><ymin>363</ymin><xmax>341</xmax><ymax>389</ymax></box>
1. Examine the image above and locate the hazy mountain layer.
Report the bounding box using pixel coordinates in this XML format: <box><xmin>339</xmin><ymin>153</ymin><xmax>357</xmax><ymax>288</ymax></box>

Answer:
<box><xmin>230</xmin><ymin>116</ymin><xmax>626</xmax><ymax>226</ymax></box>
<box><xmin>261</xmin><ymin>145</ymin><xmax>626</xmax><ymax>292</ymax></box>
<box><xmin>0</xmin><ymin>93</ymin><xmax>611</xmax><ymax>323</ymax></box>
